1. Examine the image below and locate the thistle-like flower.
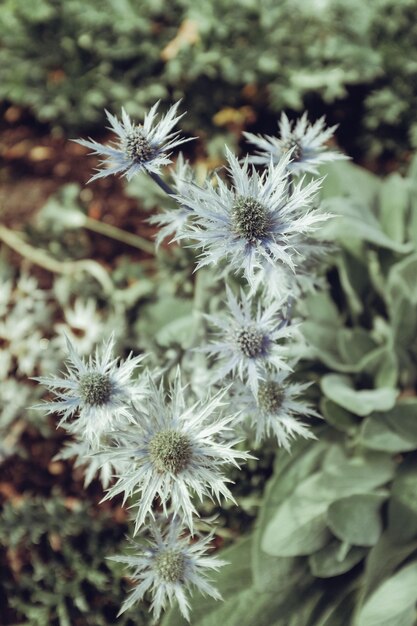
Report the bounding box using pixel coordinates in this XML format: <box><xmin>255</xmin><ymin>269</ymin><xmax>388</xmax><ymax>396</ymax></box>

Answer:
<box><xmin>102</xmin><ymin>373</ymin><xmax>249</xmax><ymax>533</ymax></box>
<box><xmin>175</xmin><ymin>148</ymin><xmax>325</xmax><ymax>285</ymax></box>
<box><xmin>74</xmin><ymin>101</ymin><xmax>192</xmax><ymax>181</ymax></box>
<box><xmin>236</xmin><ymin>370</ymin><xmax>319</xmax><ymax>449</ymax></box>
<box><xmin>35</xmin><ymin>336</ymin><xmax>146</xmax><ymax>446</ymax></box>
<box><xmin>204</xmin><ymin>288</ymin><xmax>295</xmax><ymax>395</ymax></box>
<box><xmin>110</xmin><ymin>521</ymin><xmax>227</xmax><ymax>621</ymax></box>
<box><xmin>244</xmin><ymin>112</ymin><xmax>347</xmax><ymax>175</ymax></box>
<box><xmin>56</xmin><ymin>437</ymin><xmax>128</xmax><ymax>488</ymax></box>
<box><xmin>148</xmin><ymin>153</ymin><xmax>195</xmax><ymax>247</ymax></box>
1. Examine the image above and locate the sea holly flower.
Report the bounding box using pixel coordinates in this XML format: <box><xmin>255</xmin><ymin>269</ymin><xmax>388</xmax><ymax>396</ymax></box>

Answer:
<box><xmin>35</xmin><ymin>336</ymin><xmax>146</xmax><ymax>446</ymax></box>
<box><xmin>244</xmin><ymin>112</ymin><xmax>348</xmax><ymax>175</ymax></box>
<box><xmin>110</xmin><ymin>521</ymin><xmax>227</xmax><ymax>621</ymax></box>
<box><xmin>148</xmin><ymin>153</ymin><xmax>195</xmax><ymax>247</ymax></box>
<box><xmin>101</xmin><ymin>373</ymin><xmax>250</xmax><ymax>533</ymax></box>
<box><xmin>56</xmin><ymin>437</ymin><xmax>129</xmax><ymax>489</ymax></box>
<box><xmin>175</xmin><ymin>148</ymin><xmax>325</xmax><ymax>285</ymax></box>
<box><xmin>204</xmin><ymin>288</ymin><xmax>295</xmax><ymax>395</ymax></box>
<box><xmin>235</xmin><ymin>370</ymin><xmax>319</xmax><ymax>449</ymax></box>
<box><xmin>74</xmin><ymin>101</ymin><xmax>192</xmax><ymax>181</ymax></box>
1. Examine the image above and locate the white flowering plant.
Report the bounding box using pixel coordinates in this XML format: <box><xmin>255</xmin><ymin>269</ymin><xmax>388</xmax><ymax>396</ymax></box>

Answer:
<box><xmin>27</xmin><ymin>100</ymin><xmax>351</xmax><ymax>623</ymax></box>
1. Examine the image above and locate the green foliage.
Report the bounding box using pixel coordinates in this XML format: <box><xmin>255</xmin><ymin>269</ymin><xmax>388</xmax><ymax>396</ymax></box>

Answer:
<box><xmin>162</xmin><ymin>157</ymin><xmax>417</xmax><ymax>625</ymax></box>
<box><xmin>0</xmin><ymin>495</ymin><xmax>149</xmax><ymax>626</ymax></box>
<box><xmin>2</xmin><ymin>0</ymin><xmax>417</xmax><ymax>154</ymax></box>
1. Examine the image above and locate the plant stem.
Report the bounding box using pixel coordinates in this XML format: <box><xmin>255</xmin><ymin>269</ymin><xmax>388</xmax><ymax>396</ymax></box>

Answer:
<box><xmin>83</xmin><ymin>217</ymin><xmax>155</xmax><ymax>254</ymax></box>
<box><xmin>146</xmin><ymin>170</ymin><xmax>176</xmax><ymax>197</ymax></box>
<box><xmin>0</xmin><ymin>224</ymin><xmax>113</xmax><ymax>293</ymax></box>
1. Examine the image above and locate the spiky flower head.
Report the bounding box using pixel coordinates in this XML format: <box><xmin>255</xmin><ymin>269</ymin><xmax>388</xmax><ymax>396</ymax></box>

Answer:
<box><xmin>110</xmin><ymin>521</ymin><xmax>227</xmax><ymax>621</ymax></box>
<box><xmin>35</xmin><ymin>336</ymin><xmax>146</xmax><ymax>446</ymax></box>
<box><xmin>148</xmin><ymin>153</ymin><xmax>196</xmax><ymax>247</ymax></box>
<box><xmin>175</xmin><ymin>148</ymin><xmax>325</xmax><ymax>285</ymax></box>
<box><xmin>74</xmin><ymin>101</ymin><xmax>192</xmax><ymax>182</ymax></box>
<box><xmin>244</xmin><ymin>112</ymin><xmax>348</xmax><ymax>175</ymax></box>
<box><xmin>102</xmin><ymin>372</ymin><xmax>250</xmax><ymax>533</ymax></box>
<box><xmin>236</xmin><ymin>370</ymin><xmax>319</xmax><ymax>449</ymax></box>
<box><xmin>204</xmin><ymin>287</ymin><xmax>295</xmax><ymax>395</ymax></box>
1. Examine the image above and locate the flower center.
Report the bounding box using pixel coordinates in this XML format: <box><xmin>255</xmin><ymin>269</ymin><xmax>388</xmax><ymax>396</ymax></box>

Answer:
<box><xmin>149</xmin><ymin>430</ymin><xmax>192</xmax><ymax>475</ymax></box>
<box><xmin>79</xmin><ymin>372</ymin><xmax>112</xmax><ymax>406</ymax></box>
<box><xmin>281</xmin><ymin>138</ymin><xmax>302</xmax><ymax>162</ymax></box>
<box><xmin>231</xmin><ymin>196</ymin><xmax>269</xmax><ymax>243</ymax></box>
<box><xmin>155</xmin><ymin>549</ymin><xmax>186</xmax><ymax>583</ymax></box>
<box><xmin>258</xmin><ymin>381</ymin><xmax>284</xmax><ymax>413</ymax></box>
<box><xmin>235</xmin><ymin>326</ymin><xmax>266</xmax><ymax>358</ymax></box>
<box><xmin>124</xmin><ymin>126</ymin><xmax>156</xmax><ymax>164</ymax></box>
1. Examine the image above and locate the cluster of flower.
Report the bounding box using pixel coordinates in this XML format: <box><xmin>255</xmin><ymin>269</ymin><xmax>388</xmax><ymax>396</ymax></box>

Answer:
<box><xmin>37</xmin><ymin>101</ymin><xmax>346</xmax><ymax>621</ymax></box>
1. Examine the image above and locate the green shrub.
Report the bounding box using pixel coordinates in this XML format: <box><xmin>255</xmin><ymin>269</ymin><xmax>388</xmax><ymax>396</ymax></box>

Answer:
<box><xmin>2</xmin><ymin>0</ymin><xmax>417</xmax><ymax>155</ymax></box>
<box><xmin>0</xmin><ymin>495</ymin><xmax>149</xmax><ymax>625</ymax></box>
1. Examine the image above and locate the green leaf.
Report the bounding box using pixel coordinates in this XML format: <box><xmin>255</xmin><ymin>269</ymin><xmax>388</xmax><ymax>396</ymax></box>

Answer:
<box><xmin>321</xmin><ymin>374</ymin><xmax>397</xmax><ymax>416</ymax></box>
<box><xmin>387</xmin><ymin>253</ymin><xmax>417</xmax><ymax>305</ymax></box>
<box><xmin>319</xmin><ymin>161</ymin><xmax>379</xmax><ymax>207</ymax></box>
<box><xmin>389</xmin><ymin>458</ymin><xmax>417</xmax><ymax>543</ymax></box>
<box><xmin>261</xmin><ymin>446</ymin><xmax>393</xmax><ymax>558</ymax></box>
<box><xmin>327</xmin><ymin>493</ymin><xmax>386</xmax><ymax>547</ymax></box>
<box><xmin>308</xmin><ymin>540</ymin><xmax>366</xmax><ymax>578</ymax></box>
<box><xmin>252</xmin><ymin>441</ymin><xmax>324</xmax><ymax>593</ymax></box>
<box><xmin>320</xmin><ymin>447</ymin><xmax>395</xmax><ymax>494</ymax></box>
<box><xmin>360</xmin><ymin>400</ymin><xmax>417</xmax><ymax>453</ymax></box>
<box><xmin>320</xmin><ymin>197</ymin><xmax>413</xmax><ymax>254</ymax></box>
<box><xmin>135</xmin><ymin>296</ymin><xmax>193</xmax><ymax>347</ymax></box>
<box><xmin>356</xmin><ymin>561</ymin><xmax>417</xmax><ymax>626</ymax></box>
<box><xmin>378</xmin><ymin>173</ymin><xmax>410</xmax><ymax>244</ymax></box>
<box><xmin>261</xmin><ymin>493</ymin><xmax>331</xmax><ymax>557</ymax></box>
<box><xmin>312</xmin><ymin>586</ymin><xmax>358</xmax><ymax>626</ymax></box>
<box><xmin>360</xmin><ymin>417</ymin><xmax>415</xmax><ymax>452</ymax></box>
<box><xmin>320</xmin><ymin>398</ymin><xmax>359</xmax><ymax>434</ymax></box>
<box><xmin>363</xmin><ymin>532</ymin><xmax>417</xmax><ymax>597</ymax></box>
<box><xmin>337</xmin><ymin>329</ymin><xmax>377</xmax><ymax>366</ymax></box>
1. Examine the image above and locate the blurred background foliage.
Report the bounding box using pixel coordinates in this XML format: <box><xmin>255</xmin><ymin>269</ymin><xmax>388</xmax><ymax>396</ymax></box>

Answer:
<box><xmin>1</xmin><ymin>0</ymin><xmax>417</xmax><ymax>159</ymax></box>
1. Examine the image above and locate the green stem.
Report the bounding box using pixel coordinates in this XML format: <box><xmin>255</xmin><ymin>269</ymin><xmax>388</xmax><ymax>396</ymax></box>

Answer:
<box><xmin>146</xmin><ymin>170</ymin><xmax>176</xmax><ymax>197</ymax></box>
<box><xmin>0</xmin><ymin>224</ymin><xmax>113</xmax><ymax>293</ymax></box>
<box><xmin>83</xmin><ymin>216</ymin><xmax>155</xmax><ymax>255</ymax></box>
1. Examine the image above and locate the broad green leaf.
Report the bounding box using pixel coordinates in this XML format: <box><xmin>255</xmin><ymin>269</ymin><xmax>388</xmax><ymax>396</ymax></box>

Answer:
<box><xmin>387</xmin><ymin>253</ymin><xmax>417</xmax><ymax>305</ymax></box>
<box><xmin>327</xmin><ymin>493</ymin><xmax>386</xmax><ymax>547</ymax></box>
<box><xmin>253</xmin><ymin>440</ymin><xmax>324</xmax><ymax>591</ymax></box>
<box><xmin>389</xmin><ymin>458</ymin><xmax>417</xmax><ymax>543</ymax></box>
<box><xmin>312</xmin><ymin>586</ymin><xmax>358</xmax><ymax>626</ymax></box>
<box><xmin>360</xmin><ymin>417</ymin><xmax>416</xmax><ymax>452</ymax></box>
<box><xmin>320</xmin><ymin>197</ymin><xmax>412</xmax><ymax>253</ymax></box>
<box><xmin>135</xmin><ymin>296</ymin><xmax>193</xmax><ymax>346</ymax></box>
<box><xmin>356</xmin><ymin>561</ymin><xmax>417</xmax><ymax>626</ymax></box>
<box><xmin>261</xmin><ymin>493</ymin><xmax>331</xmax><ymax>557</ymax></box>
<box><xmin>360</xmin><ymin>400</ymin><xmax>417</xmax><ymax>453</ymax></box>
<box><xmin>378</xmin><ymin>173</ymin><xmax>410</xmax><ymax>244</ymax></box>
<box><xmin>363</xmin><ymin>532</ymin><xmax>417</xmax><ymax>597</ymax></box>
<box><xmin>337</xmin><ymin>328</ymin><xmax>377</xmax><ymax>366</ymax></box>
<box><xmin>261</xmin><ymin>447</ymin><xmax>394</xmax><ymax>558</ymax></box>
<box><xmin>320</xmin><ymin>398</ymin><xmax>359</xmax><ymax>434</ymax></box>
<box><xmin>320</xmin><ymin>447</ymin><xmax>395</xmax><ymax>493</ymax></box>
<box><xmin>321</xmin><ymin>374</ymin><xmax>397</xmax><ymax>416</ymax></box>
<box><xmin>335</xmin><ymin>252</ymin><xmax>369</xmax><ymax>317</ymax></box>
<box><xmin>319</xmin><ymin>161</ymin><xmax>379</xmax><ymax>207</ymax></box>
<box><xmin>308</xmin><ymin>540</ymin><xmax>366</xmax><ymax>578</ymax></box>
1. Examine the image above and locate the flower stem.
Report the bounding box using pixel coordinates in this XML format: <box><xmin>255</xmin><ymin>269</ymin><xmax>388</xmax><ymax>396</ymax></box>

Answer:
<box><xmin>83</xmin><ymin>217</ymin><xmax>155</xmax><ymax>254</ymax></box>
<box><xmin>146</xmin><ymin>170</ymin><xmax>176</xmax><ymax>197</ymax></box>
<box><xmin>0</xmin><ymin>224</ymin><xmax>113</xmax><ymax>293</ymax></box>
